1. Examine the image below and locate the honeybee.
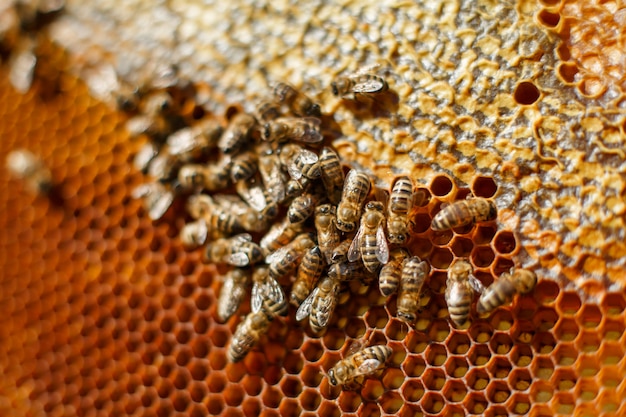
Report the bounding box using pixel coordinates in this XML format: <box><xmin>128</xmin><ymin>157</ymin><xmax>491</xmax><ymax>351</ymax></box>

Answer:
<box><xmin>445</xmin><ymin>259</ymin><xmax>485</xmax><ymax>327</ymax></box>
<box><xmin>166</xmin><ymin>119</ymin><xmax>223</xmax><ymax>162</ymax></box>
<box><xmin>6</xmin><ymin>148</ymin><xmax>52</xmax><ymax>194</ymax></box>
<box><xmin>230</xmin><ymin>150</ymin><xmax>258</xmax><ymax>182</ymax></box>
<box><xmin>285</xmin><ymin>176</ymin><xmax>310</xmax><ymax>198</ymax></box>
<box><xmin>186</xmin><ymin>194</ymin><xmax>244</xmax><ymax>234</ymax></box>
<box><xmin>262</xmin><ymin>117</ymin><xmax>323</xmax><ymax>144</ymax></box>
<box><xmin>329</xmin><ymin>239</ymin><xmax>352</xmax><ymax>264</ymax></box>
<box><xmin>327</xmin><ymin>261</ymin><xmax>367</xmax><ymax>283</ymax></box>
<box><xmin>266</xmin><ymin>233</ymin><xmax>316</xmax><ymax>279</ymax></box>
<box><xmin>331</xmin><ymin>73</ymin><xmax>388</xmax><ymax>99</ymax></box>
<box><xmin>290</xmin><ymin>246</ymin><xmax>324</xmax><ymax>307</ymax></box>
<box><xmin>216</xmin><ymin>267</ymin><xmax>251</xmax><ymax>323</ymax></box>
<box><xmin>260</xmin><ymin>217</ymin><xmax>302</xmax><ymax>254</ymax></box>
<box><xmin>203</xmin><ymin>234</ymin><xmax>264</xmax><ymax>267</ymax></box>
<box><xmin>327</xmin><ymin>342</ymin><xmax>392</xmax><ymax>388</ymax></box>
<box><xmin>387</xmin><ymin>176</ymin><xmax>414</xmax><ymax>244</ymax></box>
<box><xmin>255</xmin><ymin>98</ymin><xmax>281</xmax><ymax>122</ymax></box>
<box><xmin>431</xmin><ymin>197</ymin><xmax>497</xmax><ymax>231</ymax></box>
<box><xmin>279</xmin><ymin>144</ymin><xmax>321</xmax><ymax>180</ymax></box>
<box><xmin>147</xmin><ymin>152</ymin><xmax>179</xmax><ymax>181</ymax></box>
<box><xmin>348</xmin><ymin>201</ymin><xmax>389</xmax><ymax>273</ymax></box>
<box><xmin>397</xmin><ymin>256</ymin><xmax>429</xmax><ymax>323</ymax></box>
<box><xmin>476</xmin><ymin>268</ymin><xmax>537</xmax><ymax>315</ymax></box>
<box><xmin>336</xmin><ymin>170</ymin><xmax>371</xmax><ymax>232</ymax></box>
<box><xmin>177</xmin><ymin>157</ymin><xmax>232</xmax><ymax>192</ymax></box>
<box><xmin>179</xmin><ymin>219</ymin><xmax>209</xmax><ymax>249</ymax></box>
<box><xmin>212</xmin><ymin>194</ymin><xmax>269</xmax><ymax>233</ymax></box>
<box><xmin>314</xmin><ymin>204</ymin><xmax>340</xmax><ymax>263</ymax></box>
<box><xmin>296</xmin><ymin>275</ymin><xmax>340</xmax><ymax>334</ymax></box>
<box><xmin>258</xmin><ymin>152</ymin><xmax>287</xmax><ymax>203</ymax></box>
<box><xmin>218</xmin><ymin>112</ymin><xmax>256</xmax><ymax>154</ymax></box>
<box><xmin>131</xmin><ymin>181</ymin><xmax>175</xmax><ymax>221</ymax></box>
<box><xmin>235</xmin><ymin>175</ymin><xmax>278</xmax><ymax>222</ymax></box>
<box><xmin>251</xmin><ymin>265</ymin><xmax>288</xmax><ymax>317</ymax></box>
<box><xmin>133</xmin><ymin>142</ymin><xmax>159</xmax><ymax>173</ymax></box>
<box><xmin>319</xmin><ymin>147</ymin><xmax>344</xmax><ymax>204</ymax></box>
<box><xmin>273</xmin><ymin>82</ymin><xmax>321</xmax><ymax>117</ymax></box>
<box><xmin>379</xmin><ymin>248</ymin><xmax>409</xmax><ymax>296</ymax></box>
<box><xmin>228</xmin><ymin>310</ymin><xmax>271</xmax><ymax>362</ymax></box>
<box><xmin>287</xmin><ymin>193</ymin><xmax>318</xmax><ymax>224</ymax></box>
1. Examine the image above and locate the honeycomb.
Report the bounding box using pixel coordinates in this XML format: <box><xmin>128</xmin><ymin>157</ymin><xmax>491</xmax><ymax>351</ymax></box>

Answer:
<box><xmin>1</xmin><ymin>0</ymin><xmax>626</xmax><ymax>417</ymax></box>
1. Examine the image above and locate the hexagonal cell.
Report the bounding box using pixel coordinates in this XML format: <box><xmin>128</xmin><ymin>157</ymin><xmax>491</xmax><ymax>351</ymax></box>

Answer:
<box><xmin>450</xmin><ymin>236</ymin><xmax>474</xmax><ymax>257</ymax></box>
<box><xmin>447</xmin><ymin>332</ymin><xmax>471</xmax><ymax>355</ymax></box>
<box><xmin>471</xmin><ymin>245</ymin><xmax>495</xmax><ymax>268</ymax></box>
<box><xmin>317</xmin><ymin>401</ymin><xmax>341</xmax><ymax>417</ymax></box>
<box><xmin>402</xmin><ymin>355</ymin><xmax>426</xmax><ymax>378</ymax></box>
<box><xmin>553</xmin><ymin>317</ymin><xmax>579</xmax><ymax>342</ymax></box>
<box><xmin>402</xmin><ymin>378</ymin><xmax>425</xmax><ymax>403</ymax></box>
<box><xmin>466</xmin><ymin>367</ymin><xmax>490</xmax><ymax>390</ymax></box>
<box><xmin>445</xmin><ymin>355</ymin><xmax>469</xmax><ymax>378</ymax></box>
<box><xmin>429</xmin><ymin>174</ymin><xmax>454</xmax><ymax>198</ymax></box>
<box><xmin>442</xmin><ymin>379</ymin><xmax>467</xmax><ymax>403</ymax></box>
<box><xmin>380</xmin><ymin>390</ymin><xmax>403</xmax><ymax>414</ymax></box>
<box><xmin>468</xmin><ymin>344</ymin><xmax>491</xmax><ymax>367</ymax></box>
<box><xmin>429</xmin><ymin>247</ymin><xmax>453</xmax><ymax>269</ymax></box>
<box><xmin>510</xmin><ymin>344</ymin><xmax>534</xmax><ymax>367</ymax></box>
<box><xmin>551</xmin><ymin>367</ymin><xmax>576</xmax><ymax>392</ymax></box>
<box><xmin>598</xmin><ymin>365</ymin><xmax>621</xmax><ymax>389</ymax></box>
<box><xmin>425</xmin><ymin>343</ymin><xmax>447</xmax><ymax>366</ymax></box>
<box><xmin>597</xmin><ymin>389</ymin><xmax>620</xmax><ymax>414</ymax></box>
<box><xmin>242</xmin><ymin>375</ymin><xmax>264</xmax><ymax>396</ymax></box>
<box><xmin>279</xmin><ymin>398</ymin><xmax>301</xmax><ymax>417</ymax></box>
<box><xmin>361</xmin><ymin>379</ymin><xmax>384</xmax><ymax>402</ymax></box>
<box><xmin>365</xmin><ymin>306</ymin><xmax>389</xmax><ymax>330</ymax></box>
<box><xmin>577</xmin><ymin>304</ymin><xmax>603</xmax><ymax>329</ymax></box>
<box><xmin>411</xmin><ymin>215</ymin><xmax>432</xmax><ymax>234</ymax></box>
<box><xmin>473</xmin><ymin>224</ymin><xmax>497</xmax><ymax>245</ymax></box>
<box><xmin>509</xmin><ymin>367</ymin><xmax>532</xmax><ymax>392</ymax></box>
<box><xmin>601</xmin><ymin>292</ymin><xmax>626</xmax><ymax>316</ymax></box>
<box><xmin>280</xmin><ymin>375</ymin><xmax>303</xmax><ymax>398</ymax></box>
<box><xmin>573</xmin><ymin>377</ymin><xmax>599</xmax><ymax>402</ymax></box>
<box><xmin>338</xmin><ymin>390</ymin><xmax>361</xmax><ymax>412</ymax></box>
<box><xmin>322</xmin><ymin>329</ymin><xmax>345</xmax><ymax>351</ymax></box>
<box><xmin>223</xmin><ymin>383</ymin><xmax>245</xmax><ymax>406</ymax></box>
<box><xmin>507</xmin><ymin>392</ymin><xmax>531</xmax><ymax>415</ymax></box>
<box><xmin>206</xmin><ymin>393</ymin><xmax>225</xmax><ymax>415</ymax></box>
<box><xmin>488</xmin><ymin>356</ymin><xmax>512</xmax><ymax>379</ymax></box>
<box><xmin>382</xmin><ymin>367</ymin><xmax>405</xmax><ymax>390</ymax></box>
<box><xmin>471</xmin><ymin>175</ymin><xmax>497</xmax><ymax>198</ymax></box>
<box><xmin>300</xmin><ymin>364</ymin><xmax>323</xmax><ymax>388</ymax></box>
<box><xmin>603</xmin><ymin>318</ymin><xmax>624</xmax><ymax>341</ymax></box>
<box><xmin>492</xmin><ymin>230</ymin><xmax>517</xmax><ymax>255</ymax></box>
<box><xmin>469</xmin><ymin>322</ymin><xmax>493</xmax><ymax>344</ymax></box>
<box><xmin>422</xmin><ymin>368</ymin><xmax>446</xmax><ymax>390</ymax></box>
<box><xmin>385</xmin><ymin>318</ymin><xmax>407</xmax><ymax>341</ymax></box>
<box><xmin>486</xmin><ymin>379</ymin><xmax>511</xmax><ymax>404</ymax></box>
<box><xmin>490</xmin><ymin>310</ymin><xmax>513</xmax><ymax>331</ymax></box>
<box><xmin>599</xmin><ymin>341</ymin><xmax>624</xmax><ymax>366</ymax></box>
<box><xmin>357</xmin><ymin>402</ymin><xmax>381</xmax><ymax>417</ymax></box>
<box><xmin>530</xmin><ymin>379</ymin><xmax>553</xmax><ymax>403</ymax></box>
<box><xmin>283</xmin><ymin>351</ymin><xmax>304</xmax><ymax>375</ymax></box>
<box><xmin>299</xmin><ymin>388</ymin><xmax>321</xmax><ymax>411</ymax></box>
<box><xmin>242</xmin><ymin>397</ymin><xmax>261</xmax><ymax>417</ymax></box>
<box><xmin>431</xmin><ymin>229</ymin><xmax>453</xmax><ymax>246</ymax></box>
<box><xmin>404</xmin><ymin>331</ymin><xmax>429</xmax><ymax>355</ymax></box>
<box><xmin>531</xmin><ymin>356</ymin><xmax>554</xmax><ymax>380</ymax></box>
<box><xmin>489</xmin><ymin>332</ymin><xmax>513</xmax><ymax>355</ymax></box>
<box><xmin>532</xmin><ymin>331</ymin><xmax>556</xmax><ymax>355</ymax></box>
<box><xmin>207</xmin><ymin>372</ymin><xmax>227</xmax><ymax>393</ymax></box>
<box><xmin>575</xmin><ymin>330</ymin><xmax>601</xmax><ymax>354</ymax></box>
<box><xmin>557</xmin><ymin>291</ymin><xmax>582</xmax><ymax>316</ymax></box>
<box><xmin>422</xmin><ymin>391</ymin><xmax>445</xmax><ymax>415</ymax></box>
<box><xmin>301</xmin><ymin>340</ymin><xmax>324</xmax><ymax>363</ymax></box>
<box><xmin>532</xmin><ymin>307</ymin><xmax>558</xmax><ymax>332</ymax></box>
<box><xmin>463</xmin><ymin>391</ymin><xmax>488</xmax><ymax>414</ymax></box>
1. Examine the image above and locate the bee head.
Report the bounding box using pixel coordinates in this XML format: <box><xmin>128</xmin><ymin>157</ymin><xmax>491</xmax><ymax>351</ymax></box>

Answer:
<box><xmin>327</xmin><ymin>369</ymin><xmax>338</xmax><ymax>386</ymax></box>
<box><xmin>262</xmin><ymin>123</ymin><xmax>272</xmax><ymax>141</ymax></box>
<box><xmin>306</xmin><ymin>103</ymin><xmax>321</xmax><ymax>117</ymax></box>
<box><xmin>397</xmin><ymin>311</ymin><xmax>416</xmax><ymax>323</ymax></box>
<box><xmin>330</xmin><ymin>82</ymin><xmax>339</xmax><ymax>96</ymax></box>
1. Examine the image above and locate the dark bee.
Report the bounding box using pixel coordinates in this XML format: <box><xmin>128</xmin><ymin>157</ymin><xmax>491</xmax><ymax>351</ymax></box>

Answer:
<box><xmin>273</xmin><ymin>82</ymin><xmax>321</xmax><ymax>117</ymax></box>
<box><xmin>218</xmin><ymin>113</ymin><xmax>256</xmax><ymax>154</ymax></box>
<box><xmin>290</xmin><ymin>246</ymin><xmax>324</xmax><ymax>307</ymax></box>
<box><xmin>397</xmin><ymin>256</ymin><xmax>429</xmax><ymax>323</ymax></box>
<box><xmin>431</xmin><ymin>197</ymin><xmax>497</xmax><ymax>231</ymax></box>
<box><xmin>262</xmin><ymin>117</ymin><xmax>323</xmax><ymax>144</ymax></box>
<box><xmin>476</xmin><ymin>268</ymin><xmax>537</xmax><ymax>315</ymax></box>
<box><xmin>319</xmin><ymin>147</ymin><xmax>344</xmax><ymax>204</ymax></box>
<box><xmin>445</xmin><ymin>259</ymin><xmax>485</xmax><ymax>327</ymax></box>
<box><xmin>336</xmin><ymin>169</ymin><xmax>371</xmax><ymax>232</ymax></box>
<box><xmin>387</xmin><ymin>176</ymin><xmax>414</xmax><ymax>244</ymax></box>
<box><xmin>348</xmin><ymin>201</ymin><xmax>389</xmax><ymax>273</ymax></box>
<box><xmin>331</xmin><ymin>73</ymin><xmax>388</xmax><ymax>99</ymax></box>
<box><xmin>328</xmin><ymin>342</ymin><xmax>392</xmax><ymax>387</ymax></box>
<box><xmin>379</xmin><ymin>247</ymin><xmax>409</xmax><ymax>296</ymax></box>
<box><xmin>228</xmin><ymin>311</ymin><xmax>271</xmax><ymax>362</ymax></box>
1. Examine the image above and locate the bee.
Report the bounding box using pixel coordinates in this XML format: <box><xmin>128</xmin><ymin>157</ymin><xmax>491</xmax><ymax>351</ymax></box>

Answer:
<box><xmin>445</xmin><ymin>259</ymin><xmax>485</xmax><ymax>327</ymax></box>
<box><xmin>266</xmin><ymin>233</ymin><xmax>316</xmax><ymax>279</ymax></box>
<box><xmin>476</xmin><ymin>268</ymin><xmax>537</xmax><ymax>315</ymax></box>
<box><xmin>397</xmin><ymin>256</ymin><xmax>429</xmax><ymax>323</ymax></box>
<box><xmin>329</xmin><ymin>239</ymin><xmax>352</xmax><ymax>264</ymax></box>
<box><xmin>258</xmin><ymin>152</ymin><xmax>287</xmax><ymax>203</ymax></box>
<box><xmin>212</xmin><ymin>194</ymin><xmax>269</xmax><ymax>233</ymax></box>
<box><xmin>387</xmin><ymin>176</ymin><xmax>414</xmax><ymax>244</ymax></box>
<box><xmin>6</xmin><ymin>149</ymin><xmax>52</xmax><ymax>194</ymax></box>
<box><xmin>251</xmin><ymin>265</ymin><xmax>288</xmax><ymax>317</ymax></box>
<box><xmin>131</xmin><ymin>181</ymin><xmax>175</xmax><ymax>221</ymax></box>
<box><xmin>285</xmin><ymin>176</ymin><xmax>310</xmax><ymax>198</ymax></box>
<box><xmin>314</xmin><ymin>204</ymin><xmax>341</xmax><ymax>263</ymax></box>
<box><xmin>255</xmin><ymin>98</ymin><xmax>281</xmax><ymax>122</ymax></box>
<box><xmin>336</xmin><ymin>170</ymin><xmax>371</xmax><ymax>232</ymax></box>
<box><xmin>203</xmin><ymin>234</ymin><xmax>264</xmax><ymax>267</ymax></box>
<box><xmin>166</xmin><ymin>119</ymin><xmax>223</xmax><ymax>163</ymax></box>
<box><xmin>279</xmin><ymin>144</ymin><xmax>321</xmax><ymax>180</ymax></box>
<box><xmin>147</xmin><ymin>152</ymin><xmax>179</xmax><ymax>182</ymax></box>
<box><xmin>327</xmin><ymin>261</ymin><xmax>367</xmax><ymax>283</ymax></box>
<box><xmin>273</xmin><ymin>82</ymin><xmax>321</xmax><ymax>117</ymax></box>
<box><xmin>260</xmin><ymin>217</ymin><xmax>302</xmax><ymax>254</ymax></box>
<box><xmin>319</xmin><ymin>147</ymin><xmax>344</xmax><ymax>204</ymax></box>
<box><xmin>230</xmin><ymin>150</ymin><xmax>258</xmax><ymax>182</ymax></box>
<box><xmin>327</xmin><ymin>342</ymin><xmax>392</xmax><ymax>388</ymax></box>
<box><xmin>216</xmin><ymin>267</ymin><xmax>251</xmax><ymax>323</ymax></box>
<box><xmin>331</xmin><ymin>73</ymin><xmax>388</xmax><ymax>99</ymax></box>
<box><xmin>431</xmin><ymin>197</ymin><xmax>497</xmax><ymax>231</ymax></box>
<box><xmin>348</xmin><ymin>201</ymin><xmax>389</xmax><ymax>273</ymax></box>
<box><xmin>133</xmin><ymin>142</ymin><xmax>159</xmax><ymax>173</ymax></box>
<box><xmin>296</xmin><ymin>275</ymin><xmax>340</xmax><ymax>334</ymax></box>
<box><xmin>228</xmin><ymin>310</ymin><xmax>271</xmax><ymax>362</ymax></box>
<box><xmin>177</xmin><ymin>158</ymin><xmax>231</xmax><ymax>192</ymax></box>
<box><xmin>218</xmin><ymin>112</ymin><xmax>256</xmax><ymax>154</ymax></box>
<box><xmin>290</xmin><ymin>246</ymin><xmax>324</xmax><ymax>307</ymax></box>
<box><xmin>186</xmin><ymin>194</ymin><xmax>244</xmax><ymax>234</ymax></box>
<box><xmin>262</xmin><ymin>117</ymin><xmax>323</xmax><ymax>144</ymax></box>
<box><xmin>235</xmin><ymin>175</ymin><xmax>278</xmax><ymax>223</ymax></box>
<box><xmin>179</xmin><ymin>219</ymin><xmax>209</xmax><ymax>249</ymax></box>
<box><xmin>379</xmin><ymin>248</ymin><xmax>410</xmax><ymax>296</ymax></box>
<box><xmin>287</xmin><ymin>193</ymin><xmax>318</xmax><ymax>225</ymax></box>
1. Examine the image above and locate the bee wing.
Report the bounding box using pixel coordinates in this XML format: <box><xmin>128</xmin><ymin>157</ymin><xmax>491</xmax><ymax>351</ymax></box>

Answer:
<box><xmin>300</xmin><ymin>117</ymin><xmax>321</xmax><ymax>127</ymax></box>
<box><xmin>9</xmin><ymin>42</ymin><xmax>36</xmax><ymax>93</ymax></box>
<box><xmin>296</xmin><ymin>287</ymin><xmax>318</xmax><ymax>320</ymax></box>
<box><xmin>355</xmin><ymin>358</ymin><xmax>384</xmax><ymax>376</ymax></box>
<box><xmin>375</xmin><ymin>224</ymin><xmax>389</xmax><ymax>264</ymax></box>
<box><xmin>224</xmin><ymin>252</ymin><xmax>251</xmax><ymax>267</ymax></box>
<box><xmin>353</xmin><ymin>63</ymin><xmax>382</xmax><ymax>76</ymax></box>
<box><xmin>351</xmin><ymin>77</ymin><xmax>386</xmax><ymax>94</ymax></box>
<box><xmin>148</xmin><ymin>188</ymin><xmax>174</xmax><ymax>220</ymax></box>
<box><xmin>265</xmin><ymin>245</ymin><xmax>289</xmax><ymax>265</ymax></box>
<box><xmin>315</xmin><ymin>282</ymin><xmax>339</xmax><ymax>327</ymax></box>
<box><xmin>217</xmin><ymin>274</ymin><xmax>245</xmax><ymax>321</ymax></box>
<box><xmin>347</xmin><ymin>226</ymin><xmax>364</xmax><ymax>262</ymax></box>
<box><xmin>287</xmin><ymin>163</ymin><xmax>303</xmax><ymax>180</ymax></box>
<box><xmin>266</xmin><ymin>275</ymin><xmax>286</xmax><ymax>305</ymax></box>
<box><xmin>251</xmin><ymin>281</ymin><xmax>263</xmax><ymax>313</ymax></box>
<box><xmin>231</xmin><ymin>233</ymin><xmax>253</xmax><ymax>243</ymax></box>
<box><xmin>345</xmin><ymin>339</ymin><xmax>368</xmax><ymax>357</ymax></box>
<box><xmin>469</xmin><ymin>274</ymin><xmax>486</xmax><ymax>294</ymax></box>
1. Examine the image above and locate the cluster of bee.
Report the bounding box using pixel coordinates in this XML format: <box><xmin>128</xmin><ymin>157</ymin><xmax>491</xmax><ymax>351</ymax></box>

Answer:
<box><xmin>125</xmin><ymin>72</ymin><xmax>537</xmax><ymax>388</ymax></box>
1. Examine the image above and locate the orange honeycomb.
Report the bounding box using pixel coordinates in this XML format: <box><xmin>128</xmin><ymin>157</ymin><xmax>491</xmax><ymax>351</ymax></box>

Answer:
<box><xmin>1</xmin><ymin>1</ymin><xmax>626</xmax><ymax>417</ymax></box>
